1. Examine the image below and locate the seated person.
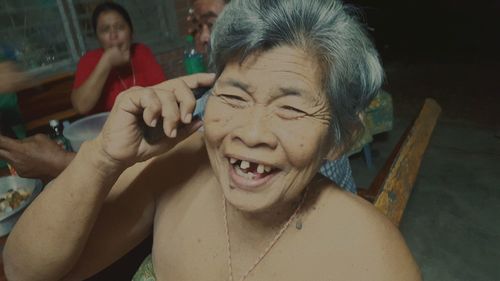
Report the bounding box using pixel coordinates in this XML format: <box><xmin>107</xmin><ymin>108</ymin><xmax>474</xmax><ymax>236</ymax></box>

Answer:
<box><xmin>71</xmin><ymin>1</ymin><xmax>166</xmax><ymax>114</ymax></box>
<box><xmin>0</xmin><ymin>2</ymin><xmax>166</xmax><ymax>182</ymax></box>
<box><xmin>4</xmin><ymin>0</ymin><xmax>421</xmax><ymax>280</ymax></box>
<box><xmin>187</xmin><ymin>0</ymin><xmax>228</xmax><ymax>54</ymax></box>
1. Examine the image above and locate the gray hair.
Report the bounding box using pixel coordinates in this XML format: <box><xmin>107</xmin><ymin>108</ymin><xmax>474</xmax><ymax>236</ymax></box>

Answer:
<box><xmin>210</xmin><ymin>0</ymin><xmax>384</xmax><ymax>150</ymax></box>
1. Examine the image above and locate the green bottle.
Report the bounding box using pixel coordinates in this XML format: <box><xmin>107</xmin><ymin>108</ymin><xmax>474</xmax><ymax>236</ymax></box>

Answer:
<box><xmin>49</xmin><ymin>120</ymin><xmax>72</xmax><ymax>152</ymax></box>
<box><xmin>183</xmin><ymin>35</ymin><xmax>206</xmax><ymax>74</ymax></box>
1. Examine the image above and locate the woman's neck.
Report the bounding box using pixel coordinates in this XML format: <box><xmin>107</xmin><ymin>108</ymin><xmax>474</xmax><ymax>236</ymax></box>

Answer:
<box><xmin>115</xmin><ymin>64</ymin><xmax>132</xmax><ymax>76</ymax></box>
<box><xmin>224</xmin><ymin>191</ymin><xmax>306</xmax><ymax>245</ymax></box>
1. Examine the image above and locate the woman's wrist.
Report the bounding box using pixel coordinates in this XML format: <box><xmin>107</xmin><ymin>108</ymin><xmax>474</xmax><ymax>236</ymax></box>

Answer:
<box><xmin>98</xmin><ymin>52</ymin><xmax>114</xmax><ymax>72</ymax></box>
<box><xmin>80</xmin><ymin>138</ymin><xmax>127</xmax><ymax>181</ymax></box>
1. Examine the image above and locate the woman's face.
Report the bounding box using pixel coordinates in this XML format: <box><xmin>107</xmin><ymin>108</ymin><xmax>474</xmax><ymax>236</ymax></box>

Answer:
<box><xmin>96</xmin><ymin>11</ymin><xmax>132</xmax><ymax>50</ymax></box>
<box><xmin>204</xmin><ymin>46</ymin><xmax>333</xmax><ymax>212</ymax></box>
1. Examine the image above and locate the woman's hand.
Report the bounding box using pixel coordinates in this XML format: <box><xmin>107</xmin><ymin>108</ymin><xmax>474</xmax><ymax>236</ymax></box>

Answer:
<box><xmin>94</xmin><ymin>73</ymin><xmax>216</xmax><ymax>169</ymax></box>
<box><xmin>103</xmin><ymin>45</ymin><xmax>130</xmax><ymax>67</ymax></box>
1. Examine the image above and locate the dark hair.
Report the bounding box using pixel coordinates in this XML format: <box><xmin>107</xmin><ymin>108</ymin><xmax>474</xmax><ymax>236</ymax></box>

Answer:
<box><xmin>92</xmin><ymin>2</ymin><xmax>133</xmax><ymax>34</ymax></box>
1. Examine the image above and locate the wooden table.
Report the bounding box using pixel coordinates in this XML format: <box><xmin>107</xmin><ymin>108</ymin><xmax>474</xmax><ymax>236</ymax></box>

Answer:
<box><xmin>16</xmin><ymin>71</ymin><xmax>81</xmax><ymax>134</ymax></box>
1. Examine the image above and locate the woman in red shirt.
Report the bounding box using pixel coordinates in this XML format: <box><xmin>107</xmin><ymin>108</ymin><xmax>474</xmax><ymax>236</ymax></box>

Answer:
<box><xmin>72</xmin><ymin>2</ymin><xmax>166</xmax><ymax>114</ymax></box>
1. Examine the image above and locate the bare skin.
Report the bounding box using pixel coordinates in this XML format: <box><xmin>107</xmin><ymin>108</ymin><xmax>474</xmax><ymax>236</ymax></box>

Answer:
<box><xmin>148</xmin><ymin>135</ymin><xmax>421</xmax><ymax>281</ymax></box>
<box><xmin>0</xmin><ymin>61</ymin><xmax>29</xmax><ymax>93</ymax></box>
<box><xmin>3</xmin><ymin>47</ymin><xmax>421</xmax><ymax>281</ymax></box>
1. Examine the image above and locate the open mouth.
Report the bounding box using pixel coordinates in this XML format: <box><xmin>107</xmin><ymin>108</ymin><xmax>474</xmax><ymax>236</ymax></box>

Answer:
<box><xmin>227</xmin><ymin>157</ymin><xmax>278</xmax><ymax>189</ymax></box>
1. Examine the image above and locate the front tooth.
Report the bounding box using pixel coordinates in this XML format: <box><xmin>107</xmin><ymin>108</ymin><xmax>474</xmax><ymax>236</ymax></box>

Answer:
<box><xmin>257</xmin><ymin>164</ymin><xmax>265</xmax><ymax>174</ymax></box>
<box><xmin>229</xmin><ymin>158</ymin><xmax>237</xmax><ymax>164</ymax></box>
<box><xmin>264</xmin><ymin>166</ymin><xmax>272</xmax><ymax>173</ymax></box>
<box><xmin>240</xmin><ymin>160</ymin><xmax>250</xmax><ymax>169</ymax></box>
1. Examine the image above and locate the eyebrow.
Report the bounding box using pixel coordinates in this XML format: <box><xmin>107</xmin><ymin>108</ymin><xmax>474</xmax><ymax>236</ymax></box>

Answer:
<box><xmin>219</xmin><ymin>78</ymin><xmax>309</xmax><ymax>100</ymax></box>
<box><xmin>219</xmin><ymin>78</ymin><xmax>252</xmax><ymax>93</ymax></box>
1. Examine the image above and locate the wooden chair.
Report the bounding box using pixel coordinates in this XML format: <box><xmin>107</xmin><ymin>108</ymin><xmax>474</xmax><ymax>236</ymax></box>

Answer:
<box><xmin>358</xmin><ymin>98</ymin><xmax>442</xmax><ymax>226</ymax></box>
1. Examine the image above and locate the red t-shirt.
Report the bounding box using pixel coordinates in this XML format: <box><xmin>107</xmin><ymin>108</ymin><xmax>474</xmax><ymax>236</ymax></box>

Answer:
<box><xmin>73</xmin><ymin>43</ymin><xmax>166</xmax><ymax>113</ymax></box>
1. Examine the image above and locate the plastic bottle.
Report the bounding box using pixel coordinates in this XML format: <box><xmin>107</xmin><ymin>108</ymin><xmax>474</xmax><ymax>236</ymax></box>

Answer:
<box><xmin>183</xmin><ymin>35</ymin><xmax>206</xmax><ymax>74</ymax></box>
<box><xmin>49</xmin><ymin>120</ymin><xmax>72</xmax><ymax>151</ymax></box>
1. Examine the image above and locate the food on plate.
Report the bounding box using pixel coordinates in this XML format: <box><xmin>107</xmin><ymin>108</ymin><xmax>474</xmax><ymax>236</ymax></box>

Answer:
<box><xmin>0</xmin><ymin>188</ymin><xmax>31</xmax><ymax>215</ymax></box>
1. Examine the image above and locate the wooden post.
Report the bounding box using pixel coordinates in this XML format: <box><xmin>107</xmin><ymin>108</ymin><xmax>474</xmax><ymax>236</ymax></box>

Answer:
<box><xmin>373</xmin><ymin>98</ymin><xmax>441</xmax><ymax>226</ymax></box>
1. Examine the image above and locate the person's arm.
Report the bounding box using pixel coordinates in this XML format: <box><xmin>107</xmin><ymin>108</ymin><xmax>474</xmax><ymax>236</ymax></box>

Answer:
<box><xmin>3</xmin><ymin>73</ymin><xmax>216</xmax><ymax>281</ymax></box>
<box><xmin>0</xmin><ymin>134</ymin><xmax>74</xmax><ymax>183</ymax></box>
<box><xmin>0</xmin><ymin>61</ymin><xmax>29</xmax><ymax>93</ymax></box>
<box><xmin>71</xmin><ymin>46</ymin><xmax>129</xmax><ymax>114</ymax></box>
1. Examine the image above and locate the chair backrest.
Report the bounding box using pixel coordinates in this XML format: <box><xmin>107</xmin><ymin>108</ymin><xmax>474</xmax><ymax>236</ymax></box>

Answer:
<box><xmin>358</xmin><ymin>98</ymin><xmax>441</xmax><ymax>226</ymax></box>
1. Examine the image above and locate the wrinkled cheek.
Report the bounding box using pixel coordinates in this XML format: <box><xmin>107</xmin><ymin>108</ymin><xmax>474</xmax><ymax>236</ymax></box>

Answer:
<box><xmin>203</xmin><ymin>102</ymin><xmax>248</xmax><ymax>144</ymax></box>
<box><xmin>203</xmin><ymin>105</ymin><xmax>234</xmax><ymax>146</ymax></box>
<box><xmin>275</xmin><ymin>122</ymin><xmax>329</xmax><ymax>168</ymax></box>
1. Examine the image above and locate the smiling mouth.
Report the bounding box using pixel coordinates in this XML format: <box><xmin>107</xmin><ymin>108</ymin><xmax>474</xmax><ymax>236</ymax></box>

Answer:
<box><xmin>227</xmin><ymin>157</ymin><xmax>279</xmax><ymax>189</ymax></box>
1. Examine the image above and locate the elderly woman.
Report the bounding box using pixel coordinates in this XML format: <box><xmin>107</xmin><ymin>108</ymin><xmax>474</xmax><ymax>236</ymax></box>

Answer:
<box><xmin>4</xmin><ymin>0</ymin><xmax>421</xmax><ymax>280</ymax></box>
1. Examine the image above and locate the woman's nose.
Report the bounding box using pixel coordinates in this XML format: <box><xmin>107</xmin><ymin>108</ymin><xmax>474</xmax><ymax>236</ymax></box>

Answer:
<box><xmin>109</xmin><ymin>29</ymin><xmax>118</xmax><ymax>40</ymax></box>
<box><xmin>232</xmin><ymin>107</ymin><xmax>278</xmax><ymax>149</ymax></box>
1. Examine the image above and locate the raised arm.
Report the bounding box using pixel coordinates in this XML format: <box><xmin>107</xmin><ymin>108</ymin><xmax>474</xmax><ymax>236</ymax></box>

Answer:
<box><xmin>3</xmin><ymin>73</ymin><xmax>216</xmax><ymax>281</ymax></box>
<box><xmin>71</xmin><ymin>46</ymin><xmax>128</xmax><ymax>114</ymax></box>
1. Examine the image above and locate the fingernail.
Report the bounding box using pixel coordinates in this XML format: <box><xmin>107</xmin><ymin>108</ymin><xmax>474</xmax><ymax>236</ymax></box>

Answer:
<box><xmin>184</xmin><ymin>113</ymin><xmax>192</xmax><ymax>123</ymax></box>
<box><xmin>170</xmin><ymin>128</ymin><xmax>177</xmax><ymax>138</ymax></box>
<box><xmin>150</xmin><ymin>119</ymin><xmax>157</xmax><ymax>127</ymax></box>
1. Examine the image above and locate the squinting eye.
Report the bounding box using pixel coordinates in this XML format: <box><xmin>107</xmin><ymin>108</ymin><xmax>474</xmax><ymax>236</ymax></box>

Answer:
<box><xmin>220</xmin><ymin>94</ymin><xmax>245</xmax><ymax>101</ymax></box>
<box><xmin>278</xmin><ymin>105</ymin><xmax>307</xmax><ymax>120</ymax></box>
<box><xmin>217</xmin><ymin>94</ymin><xmax>247</xmax><ymax>108</ymax></box>
<box><xmin>281</xmin><ymin>105</ymin><xmax>306</xmax><ymax>114</ymax></box>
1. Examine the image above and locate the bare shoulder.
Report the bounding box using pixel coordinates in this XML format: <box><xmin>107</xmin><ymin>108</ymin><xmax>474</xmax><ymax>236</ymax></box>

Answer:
<box><xmin>305</xmin><ymin>182</ymin><xmax>422</xmax><ymax>281</ymax></box>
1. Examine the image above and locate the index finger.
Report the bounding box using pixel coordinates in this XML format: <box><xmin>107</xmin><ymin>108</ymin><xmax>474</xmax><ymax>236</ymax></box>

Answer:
<box><xmin>0</xmin><ymin>135</ymin><xmax>18</xmax><ymax>149</ymax></box>
<box><xmin>0</xmin><ymin>135</ymin><xmax>17</xmax><ymax>161</ymax></box>
<box><xmin>179</xmin><ymin>73</ymin><xmax>216</xmax><ymax>90</ymax></box>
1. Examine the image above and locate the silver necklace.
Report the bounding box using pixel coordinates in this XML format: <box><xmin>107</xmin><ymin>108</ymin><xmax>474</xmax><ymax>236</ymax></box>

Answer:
<box><xmin>222</xmin><ymin>187</ymin><xmax>309</xmax><ymax>281</ymax></box>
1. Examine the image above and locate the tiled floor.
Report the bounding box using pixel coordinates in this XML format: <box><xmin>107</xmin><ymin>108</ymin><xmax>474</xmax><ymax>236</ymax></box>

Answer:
<box><xmin>349</xmin><ymin>62</ymin><xmax>500</xmax><ymax>280</ymax></box>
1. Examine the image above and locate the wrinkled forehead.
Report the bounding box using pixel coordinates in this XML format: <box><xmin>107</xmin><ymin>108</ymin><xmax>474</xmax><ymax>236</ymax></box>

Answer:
<box><xmin>217</xmin><ymin>46</ymin><xmax>327</xmax><ymax>102</ymax></box>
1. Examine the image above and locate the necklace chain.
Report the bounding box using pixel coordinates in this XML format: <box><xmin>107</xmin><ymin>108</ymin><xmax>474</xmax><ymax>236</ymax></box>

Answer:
<box><xmin>223</xmin><ymin>187</ymin><xmax>309</xmax><ymax>281</ymax></box>
<box><xmin>117</xmin><ymin>61</ymin><xmax>136</xmax><ymax>91</ymax></box>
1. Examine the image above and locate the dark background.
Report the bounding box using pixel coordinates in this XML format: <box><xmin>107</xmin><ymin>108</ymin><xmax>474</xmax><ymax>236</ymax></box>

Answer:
<box><xmin>348</xmin><ymin>0</ymin><xmax>500</xmax><ymax>63</ymax></box>
<box><xmin>343</xmin><ymin>0</ymin><xmax>500</xmax><ymax>129</ymax></box>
